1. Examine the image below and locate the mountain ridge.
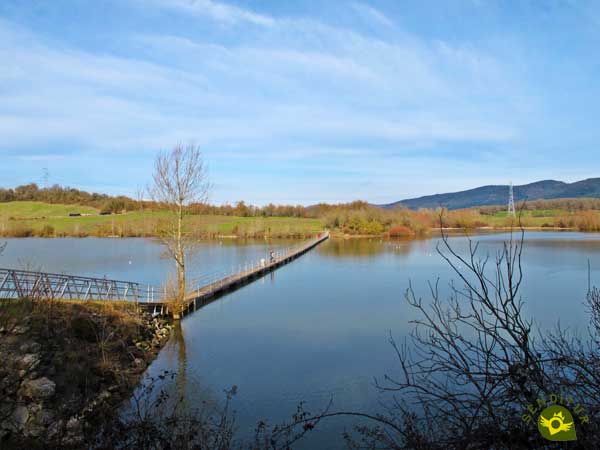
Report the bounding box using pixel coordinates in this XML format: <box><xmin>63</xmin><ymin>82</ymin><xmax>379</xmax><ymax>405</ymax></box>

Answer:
<box><xmin>381</xmin><ymin>178</ymin><xmax>600</xmax><ymax>210</ymax></box>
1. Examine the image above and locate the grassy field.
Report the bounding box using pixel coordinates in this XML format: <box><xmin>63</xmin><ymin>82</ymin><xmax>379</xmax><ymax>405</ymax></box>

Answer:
<box><xmin>2</xmin><ymin>201</ymin><xmax>600</xmax><ymax>238</ymax></box>
<box><xmin>0</xmin><ymin>201</ymin><xmax>324</xmax><ymax>238</ymax></box>
<box><xmin>480</xmin><ymin>209</ymin><xmax>566</xmax><ymax>227</ymax></box>
<box><xmin>438</xmin><ymin>208</ymin><xmax>600</xmax><ymax>231</ymax></box>
<box><xmin>476</xmin><ymin>209</ymin><xmax>600</xmax><ymax>229</ymax></box>
<box><xmin>0</xmin><ymin>201</ymin><xmax>99</xmax><ymax>219</ymax></box>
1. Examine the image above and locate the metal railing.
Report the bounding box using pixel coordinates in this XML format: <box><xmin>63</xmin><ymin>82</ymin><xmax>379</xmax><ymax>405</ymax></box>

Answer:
<box><xmin>0</xmin><ymin>231</ymin><xmax>330</xmax><ymax>305</ymax></box>
<box><xmin>185</xmin><ymin>231</ymin><xmax>329</xmax><ymax>299</ymax></box>
<box><xmin>0</xmin><ymin>268</ymin><xmax>143</xmax><ymax>302</ymax></box>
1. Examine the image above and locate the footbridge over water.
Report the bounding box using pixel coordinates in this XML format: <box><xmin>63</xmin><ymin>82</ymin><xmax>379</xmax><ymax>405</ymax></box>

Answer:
<box><xmin>0</xmin><ymin>232</ymin><xmax>329</xmax><ymax>318</ymax></box>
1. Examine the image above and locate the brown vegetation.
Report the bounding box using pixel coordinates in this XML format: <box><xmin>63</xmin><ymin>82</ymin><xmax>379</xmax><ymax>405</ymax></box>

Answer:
<box><xmin>0</xmin><ymin>298</ymin><xmax>172</xmax><ymax>449</ymax></box>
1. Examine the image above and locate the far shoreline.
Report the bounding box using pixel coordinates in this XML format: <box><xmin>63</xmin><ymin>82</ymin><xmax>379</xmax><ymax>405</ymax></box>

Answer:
<box><xmin>1</xmin><ymin>226</ymin><xmax>595</xmax><ymax>241</ymax></box>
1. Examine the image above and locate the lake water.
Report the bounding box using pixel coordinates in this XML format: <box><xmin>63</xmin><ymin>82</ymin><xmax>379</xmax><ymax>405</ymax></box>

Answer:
<box><xmin>2</xmin><ymin>232</ymin><xmax>600</xmax><ymax>448</ymax></box>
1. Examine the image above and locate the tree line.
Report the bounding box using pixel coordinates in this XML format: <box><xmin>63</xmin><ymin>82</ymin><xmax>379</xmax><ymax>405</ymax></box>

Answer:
<box><xmin>0</xmin><ymin>184</ymin><xmax>139</xmax><ymax>214</ymax></box>
<box><xmin>479</xmin><ymin>197</ymin><xmax>600</xmax><ymax>214</ymax></box>
<box><xmin>4</xmin><ymin>182</ymin><xmax>600</xmax><ymax>235</ymax></box>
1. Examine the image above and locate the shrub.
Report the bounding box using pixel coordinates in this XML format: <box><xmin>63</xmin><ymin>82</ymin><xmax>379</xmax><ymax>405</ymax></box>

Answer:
<box><xmin>10</xmin><ymin>225</ymin><xmax>34</xmax><ymax>237</ymax></box>
<box><xmin>388</xmin><ymin>225</ymin><xmax>414</xmax><ymax>237</ymax></box>
<box><xmin>37</xmin><ymin>224</ymin><xmax>55</xmax><ymax>237</ymax></box>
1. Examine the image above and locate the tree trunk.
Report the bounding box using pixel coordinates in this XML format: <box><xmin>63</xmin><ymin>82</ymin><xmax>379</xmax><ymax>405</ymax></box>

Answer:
<box><xmin>174</xmin><ymin>203</ymin><xmax>185</xmax><ymax>319</ymax></box>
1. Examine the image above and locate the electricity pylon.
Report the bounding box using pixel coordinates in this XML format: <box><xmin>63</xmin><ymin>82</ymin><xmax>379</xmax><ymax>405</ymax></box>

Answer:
<box><xmin>508</xmin><ymin>182</ymin><xmax>516</xmax><ymax>217</ymax></box>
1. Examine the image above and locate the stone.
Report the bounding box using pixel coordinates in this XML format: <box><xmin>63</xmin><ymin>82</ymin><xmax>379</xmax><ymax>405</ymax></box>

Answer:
<box><xmin>25</xmin><ymin>422</ymin><xmax>45</xmax><ymax>438</ymax></box>
<box><xmin>133</xmin><ymin>358</ymin><xmax>146</xmax><ymax>369</ymax></box>
<box><xmin>20</xmin><ymin>377</ymin><xmax>56</xmax><ymax>400</ymax></box>
<box><xmin>17</xmin><ymin>353</ymin><xmax>40</xmax><ymax>371</ymax></box>
<box><xmin>66</xmin><ymin>416</ymin><xmax>81</xmax><ymax>432</ymax></box>
<box><xmin>19</xmin><ymin>342</ymin><xmax>42</xmax><ymax>353</ymax></box>
<box><xmin>47</xmin><ymin>419</ymin><xmax>64</xmax><ymax>439</ymax></box>
<box><xmin>13</xmin><ymin>406</ymin><xmax>29</xmax><ymax>428</ymax></box>
<box><xmin>98</xmin><ymin>390</ymin><xmax>111</xmax><ymax>402</ymax></box>
<box><xmin>12</xmin><ymin>326</ymin><xmax>28</xmax><ymax>335</ymax></box>
<box><xmin>39</xmin><ymin>409</ymin><xmax>56</xmax><ymax>426</ymax></box>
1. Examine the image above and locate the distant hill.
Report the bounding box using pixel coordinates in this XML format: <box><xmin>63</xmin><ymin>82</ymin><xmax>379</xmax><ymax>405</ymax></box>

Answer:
<box><xmin>381</xmin><ymin>178</ymin><xmax>600</xmax><ymax>210</ymax></box>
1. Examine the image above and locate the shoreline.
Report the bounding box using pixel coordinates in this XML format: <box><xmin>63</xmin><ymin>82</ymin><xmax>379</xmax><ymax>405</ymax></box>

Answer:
<box><xmin>0</xmin><ymin>226</ymin><xmax>593</xmax><ymax>241</ymax></box>
<box><xmin>0</xmin><ymin>300</ymin><xmax>172</xmax><ymax>448</ymax></box>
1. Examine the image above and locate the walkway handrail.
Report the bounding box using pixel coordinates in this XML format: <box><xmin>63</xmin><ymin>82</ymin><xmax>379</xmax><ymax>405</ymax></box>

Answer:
<box><xmin>0</xmin><ymin>267</ymin><xmax>143</xmax><ymax>302</ymax></box>
<box><xmin>0</xmin><ymin>231</ymin><xmax>330</xmax><ymax>306</ymax></box>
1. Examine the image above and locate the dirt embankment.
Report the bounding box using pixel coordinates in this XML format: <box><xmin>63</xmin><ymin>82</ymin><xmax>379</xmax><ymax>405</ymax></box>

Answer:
<box><xmin>0</xmin><ymin>300</ymin><xmax>172</xmax><ymax>449</ymax></box>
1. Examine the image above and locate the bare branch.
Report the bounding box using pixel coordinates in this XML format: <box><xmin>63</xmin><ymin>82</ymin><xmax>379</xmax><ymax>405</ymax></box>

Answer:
<box><xmin>149</xmin><ymin>143</ymin><xmax>210</xmax><ymax>315</ymax></box>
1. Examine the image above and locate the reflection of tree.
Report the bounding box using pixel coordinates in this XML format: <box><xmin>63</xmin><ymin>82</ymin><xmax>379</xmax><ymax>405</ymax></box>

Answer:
<box><xmin>217</xmin><ymin>238</ymin><xmax>291</xmax><ymax>248</ymax></box>
<box><xmin>318</xmin><ymin>238</ymin><xmax>415</xmax><ymax>258</ymax></box>
<box><xmin>173</xmin><ymin>321</ymin><xmax>188</xmax><ymax>413</ymax></box>
<box><xmin>162</xmin><ymin>322</ymin><xmax>224</xmax><ymax>415</ymax></box>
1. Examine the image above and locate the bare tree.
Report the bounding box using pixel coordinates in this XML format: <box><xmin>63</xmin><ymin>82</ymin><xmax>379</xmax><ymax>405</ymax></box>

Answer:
<box><xmin>331</xmin><ymin>216</ymin><xmax>600</xmax><ymax>448</ymax></box>
<box><xmin>149</xmin><ymin>143</ymin><xmax>210</xmax><ymax>318</ymax></box>
<box><xmin>135</xmin><ymin>187</ymin><xmax>145</xmax><ymax>211</ymax></box>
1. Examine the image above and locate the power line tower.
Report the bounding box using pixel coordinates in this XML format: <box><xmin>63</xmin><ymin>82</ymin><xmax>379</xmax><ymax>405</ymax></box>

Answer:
<box><xmin>507</xmin><ymin>181</ymin><xmax>516</xmax><ymax>217</ymax></box>
<box><xmin>42</xmin><ymin>167</ymin><xmax>49</xmax><ymax>189</ymax></box>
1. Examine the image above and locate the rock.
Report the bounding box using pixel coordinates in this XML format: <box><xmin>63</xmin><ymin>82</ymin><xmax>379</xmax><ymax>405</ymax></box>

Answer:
<box><xmin>66</xmin><ymin>416</ymin><xmax>83</xmax><ymax>435</ymax></box>
<box><xmin>98</xmin><ymin>390</ymin><xmax>111</xmax><ymax>402</ymax></box>
<box><xmin>17</xmin><ymin>403</ymin><xmax>45</xmax><ymax>437</ymax></box>
<box><xmin>20</xmin><ymin>377</ymin><xmax>56</xmax><ymax>400</ymax></box>
<box><xmin>47</xmin><ymin>419</ymin><xmax>64</xmax><ymax>439</ymax></box>
<box><xmin>66</xmin><ymin>416</ymin><xmax>81</xmax><ymax>432</ymax></box>
<box><xmin>64</xmin><ymin>416</ymin><xmax>84</xmax><ymax>446</ymax></box>
<box><xmin>25</xmin><ymin>422</ymin><xmax>45</xmax><ymax>438</ymax></box>
<box><xmin>64</xmin><ymin>431</ymin><xmax>84</xmax><ymax>446</ymax></box>
<box><xmin>39</xmin><ymin>409</ymin><xmax>56</xmax><ymax>426</ymax></box>
<box><xmin>12</xmin><ymin>325</ymin><xmax>28</xmax><ymax>335</ymax></box>
<box><xmin>13</xmin><ymin>406</ymin><xmax>29</xmax><ymax>428</ymax></box>
<box><xmin>20</xmin><ymin>342</ymin><xmax>42</xmax><ymax>353</ymax></box>
<box><xmin>17</xmin><ymin>353</ymin><xmax>40</xmax><ymax>371</ymax></box>
<box><xmin>133</xmin><ymin>358</ymin><xmax>146</xmax><ymax>369</ymax></box>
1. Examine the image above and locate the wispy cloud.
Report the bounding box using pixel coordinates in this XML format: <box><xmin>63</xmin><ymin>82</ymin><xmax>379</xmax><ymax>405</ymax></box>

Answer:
<box><xmin>0</xmin><ymin>0</ymin><xmax>547</xmax><ymax>202</ymax></box>
<box><xmin>351</xmin><ymin>2</ymin><xmax>394</xmax><ymax>27</ymax></box>
<box><xmin>147</xmin><ymin>0</ymin><xmax>275</xmax><ymax>26</ymax></box>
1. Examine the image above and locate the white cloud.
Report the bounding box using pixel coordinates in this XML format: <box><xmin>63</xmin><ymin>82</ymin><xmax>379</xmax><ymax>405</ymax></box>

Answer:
<box><xmin>351</xmin><ymin>2</ymin><xmax>394</xmax><ymax>27</ymax></box>
<box><xmin>1</xmin><ymin>15</ymin><xmax>522</xmax><ymax>155</ymax></box>
<box><xmin>0</xmin><ymin>5</ymin><xmax>533</xmax><ymax>202</ymax></box>
<box><xmin>148</xmin><ymin>0</ymin><xmax>275</xmax><ymax>26</ymax></box>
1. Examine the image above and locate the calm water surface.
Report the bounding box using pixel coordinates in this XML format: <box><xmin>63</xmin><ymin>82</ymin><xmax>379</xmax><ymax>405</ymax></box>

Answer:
<box><xmin>2</xmin><ymin>232</ymin><xmax>600</xmax><ymax>448</ymax></box>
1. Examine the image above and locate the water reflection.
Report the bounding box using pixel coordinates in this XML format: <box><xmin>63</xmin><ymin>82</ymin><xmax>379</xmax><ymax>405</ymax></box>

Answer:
<box><xmin>318</xmin><ymin>237</ymin><xmax>416</xmax><ymax>258</ymax></box>
<box><xmin>173</xmin><ymin>323</ymin><xmax>188</xmax><ymax>412</ymax></box>
<box><xmin>4</xmin><ymin>233</ymin><xmax>600</xmax><ymax>448</ymax></box>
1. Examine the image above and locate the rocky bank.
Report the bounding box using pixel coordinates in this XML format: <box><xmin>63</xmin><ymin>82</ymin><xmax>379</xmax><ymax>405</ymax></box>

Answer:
<box><xmin>0</xmin><ymin>301</ymin><xmax>172</xmax><ymax>449</ymax></box>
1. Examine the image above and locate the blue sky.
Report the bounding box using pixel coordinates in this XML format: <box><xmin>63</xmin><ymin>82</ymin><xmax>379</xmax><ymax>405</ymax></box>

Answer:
<box><xmin>2</xmin><ymin>0</ymin><xmax>600</xmax><ymax>205</ymax></box>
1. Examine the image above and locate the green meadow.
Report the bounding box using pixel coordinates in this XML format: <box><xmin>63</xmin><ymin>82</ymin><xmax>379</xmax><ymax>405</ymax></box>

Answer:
<box><xmin>0</xmin><ymin>201</ymin><xmax>323</xmax><ymax>238</ymax></box>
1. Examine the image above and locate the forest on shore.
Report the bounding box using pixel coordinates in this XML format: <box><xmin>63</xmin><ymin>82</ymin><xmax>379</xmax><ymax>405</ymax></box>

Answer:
<box><xmin>2</xmin><ymin>183</ymin><xmax>600</xmax><ymax>239</ymax></box>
